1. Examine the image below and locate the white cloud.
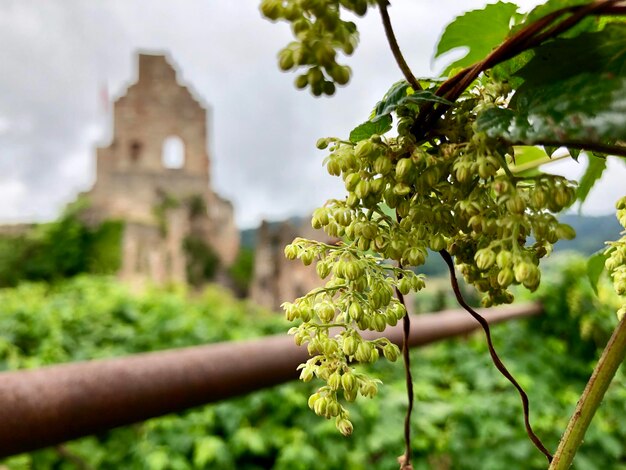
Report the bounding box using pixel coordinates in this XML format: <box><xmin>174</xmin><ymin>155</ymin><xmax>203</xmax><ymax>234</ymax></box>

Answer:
<box><xmin>0</xmin><ymin>0</ymin><xmax>623</xmax><ymax>229</ymax></box>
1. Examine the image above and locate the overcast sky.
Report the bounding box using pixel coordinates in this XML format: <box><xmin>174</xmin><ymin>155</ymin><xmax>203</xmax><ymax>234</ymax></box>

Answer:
<box><xmin>0</xmin><ymin>0</ymin><xmax>624</xmax><ymax>229</ymax></box>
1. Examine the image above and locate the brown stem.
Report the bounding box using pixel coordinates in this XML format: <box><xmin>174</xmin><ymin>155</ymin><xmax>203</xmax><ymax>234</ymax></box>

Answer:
<box><xmin>413</xmin><ymin>1</ymin><xmax>624</xmax><ymax>138</ymax></box>
<box><xmin>377</xmin><ymin>0</ymin><xmax>422</xmax><ymax>91</ymax></box>
<box><xmin>439</xmin><ymin>249</ymin><xmax>553</xmax><ymax>463</ymax></box>
<box><xmin>519</xmin><ymin>140</ymin><xmax>626</xmax><ymax>158</ymax></box>
<box><xmin>395</xmin><ymin>259</ymin><xmax>414</xmax><ymax>470</ymax></box>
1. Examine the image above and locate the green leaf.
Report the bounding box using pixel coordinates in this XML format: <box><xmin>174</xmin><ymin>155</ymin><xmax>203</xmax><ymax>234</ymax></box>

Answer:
<box><xmin>513</xmin><ymin>25</ymin><xmax>626</xmax><ymax>91</ymax></box>
<box><xmin>568</xmin><ymin>147</ymin><xmax>581</xmax><ymax>161</ymax></box>
<box><xmin>476</xmin><ymin>74</ymin><xmax>626</xmax><ymax>146</ymax></box>
<box><xmin>401</xmin><ymin>91</ymin><xmax>453</xmax><ymax>107</ymax></box>
<box><xmin>372</xmin><ymin>81</ymin><xmax>410</xmax><ymax>121</ymax></box>
<box><xmin>513</xmin><ymin>145</ymin><xmax>548</xmax><ymax>166</ymax></box>
<box><xmin>577</xmin><ymin>154</ymin><xmax>607</xmax><ymax>205</ymax></box>
<box><xmin>349</xmin><ymin>115</ymin><xmax>392</xmax><ymax>142</ymax></box>
<box><xmin>478</xmin><ymin>25</ymin><xmax>626</xmax><ymax>148</ymax></box>
<box><xmin>587</xmin><ymin>250</ymin><xmax>608</xmax><ymax>295</ymax></box>
<box><xmin>435</xmin><ymin>2</ymin><xmax>518</xmax><ymax>74</ymax></box>
<box><xmin>523</xmin><ymin>0</ymin><xmax>598</xmax><ymax>38</ymax></box>
<box><xmin>370</xmin><ymin>82</ymin><xmax>451</xmax><ymax>122</ymax></box>
<box><xmin>544</xmin><ymin>145</ymin><xmax>559</xmax><ymax>157</ymax></box>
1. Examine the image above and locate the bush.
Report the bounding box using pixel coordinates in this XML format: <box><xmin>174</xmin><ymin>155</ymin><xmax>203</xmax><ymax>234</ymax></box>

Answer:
<box><xmin>0</xmin><ymin>208</ymin><xmax>123</xmax><ymax>287</ymax></box>
<box><xmin>0</xmin><ymin>268</ymin><xmax>624</xmax><ymax>469</ymax></box>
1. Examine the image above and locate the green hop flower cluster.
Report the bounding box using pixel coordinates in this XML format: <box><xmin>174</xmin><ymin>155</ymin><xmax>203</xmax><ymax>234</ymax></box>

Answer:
<box><xmin>605</xmin><ymin>196</ymin><xmax>626</xmax><ymax>317</ymax></box>
<box><xmin>285</xmin><ymin>80</ymin><xmax>579</xmax><ymax>433</ymax></box>
<box><xmin>259</xmin><ymin>0</ymin><xmax>373</xmax><ymax>95</ymax></box>
<box><xmin>315</xmin><ymin>93</ymin><xmax>576</xmax><ymax>305</ymax></box>
<box><xmin>282</xmin><ymin>238</ymin><xmax>423</xmax><ymax>433</ymax></box>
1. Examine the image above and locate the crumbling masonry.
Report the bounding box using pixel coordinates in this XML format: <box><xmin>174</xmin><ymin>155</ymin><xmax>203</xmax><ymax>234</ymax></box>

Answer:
<box><xmin>84</xmin><ymin>53</ymin><xmax>239</xmax><ymax>285</ymax></box>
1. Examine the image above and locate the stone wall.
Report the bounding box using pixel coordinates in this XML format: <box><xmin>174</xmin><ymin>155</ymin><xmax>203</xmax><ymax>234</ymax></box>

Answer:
<box><xmin>249</xmin><ymin>219</ymin><xmax>333</xmax><ymax>311</ymax></box>
<box><xmin>84</xmin><ymin>52</ymin><xmax>239</xmax><ymax>286</ymax></box>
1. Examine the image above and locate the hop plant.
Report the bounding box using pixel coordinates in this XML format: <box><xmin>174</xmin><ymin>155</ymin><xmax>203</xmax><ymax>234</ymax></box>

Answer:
<box><xmin>605</xmin><ymin>196</ymin><xmax>626</xmax><ymax>309</ymax></box>
<box><xmin>259</xmin><ymin>0</ymin><xmax>377</xmax><ymax>95</ymax></box>
<box><xmin>282</xmin><ymin>80</ymin><xmax>581</xmax><ymax>434</ymax></box>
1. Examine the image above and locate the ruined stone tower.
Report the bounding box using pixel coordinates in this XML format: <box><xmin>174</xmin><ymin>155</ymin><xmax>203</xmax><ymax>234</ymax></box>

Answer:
<box><xmin>85</xmin><ymin>53</ymin><xmax>239</xmax><ymax>285</ymax></box>
<box><xmin>249</xmin><ymin>220</ymin><xmax>332</xmax><ymax>311</ymax></box>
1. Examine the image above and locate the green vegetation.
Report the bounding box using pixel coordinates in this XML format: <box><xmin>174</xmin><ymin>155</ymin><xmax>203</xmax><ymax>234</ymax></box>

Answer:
<box><xmin>0</xmin><ymin>205</ymin><xmax>123</xmax><ymax>288</ymax></box>
<box><xmin>183</xmin><ymin>235</ymin><xmax>220</xmax><ymax>287</ymax></box>
<box><xmin>262</xmin><ymin>0</ymin><xmax>626</xmax><ymax>465</ymax></box>
<box><xmin>229</xmin><ymin>247</ymin><xmax>255</xmax><ymax>296</ymax></box>
<box><xmin>0</xmin><ymin>265</ymin><xmax>624</xmax><ymax>469</ymax></box>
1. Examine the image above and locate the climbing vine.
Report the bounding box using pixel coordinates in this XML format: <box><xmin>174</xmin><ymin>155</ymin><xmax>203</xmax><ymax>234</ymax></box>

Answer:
<box><xmin>262</xmin><ymin>1</ymin><xmax>626</xmax><ymax>468</ymax></box>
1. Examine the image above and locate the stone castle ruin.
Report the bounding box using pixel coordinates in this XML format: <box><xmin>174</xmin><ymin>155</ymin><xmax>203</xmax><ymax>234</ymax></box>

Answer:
<box><xmin>83</xmin><ymin>53</ymin><xmax>239</xmax><ymax>286</ymax></box>
<box><xmin>250</xmin><ymin>220</ymin><xmax>334</xmax><ymax>311</ymax></box>
<box><xmin>0</xmin><ymin>51</ymin><xmax>328</xmax><ymax>306</ymax></box>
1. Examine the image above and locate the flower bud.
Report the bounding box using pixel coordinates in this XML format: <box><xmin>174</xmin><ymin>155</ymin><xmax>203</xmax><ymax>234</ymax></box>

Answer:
<box><xmin>327</xmin><ymin>400</ymin><xmax>341</xmax><ymax>418</ymax></box>
<box><xmin>374</xmin><ymin>155</ymin><xmax>392</xmax><ymax>175</ymax></box>
<box><xmin>506</xmin><ymin>195</ymin><xmax>526</xmax><ymax>214</ymax></box>
<box><xmin>299</xmin><ymin>365</ymin><xmax>314</xmax><ymax>382</ymax></box>
<box><xmin>301</xmin><ymin>251</ymin><xmax>314</xmax><ymax>266</ymax></box>
<box><xmin>354</xmin><ymin>140</ymin><xmax>376</xmax><ymax>160</ymax></box>
<box><xmin>475</xmin><ymin>248</ymin><xmax>496</xmax><ymax>270</ymax></box>
<box><xmin>260</xmin><ymin>0</ymin><xmax>280</xmax><ymax>20</ymax></box>
<box><xmin>390</xmin><ymin>302</ymin><xmax>406</xmax><ymax>321</ymax></box>
<box><xmin>514</xmin><ymin>261</ymin><xmax>537</xmax><ymax>284</ymax></box>
<box><xmin>341</xmin><ymin>371</ymin><xmax>357</xmax><ymax>392</ymax></box>
<box><xmin>397</xmin><ymin>277</ymin><xmax>412</xmax><ymax>295</ymax></box>
<box><xmin>370</xmin><ymin>178</ymin><xmax>385</xmax><ymax>195</ymax></box>
<box><xmin>383</xmin><ymin>343</ymin><xmax>400</xmax><ymax>362</ymax></box>
<box><xmin>429</xmin><ymin>234</ymin><xmax>446</xmax><ymax>252</ymax></box>
<box><xmin>295</xmin><ymin>74</ymin><xmax>308</xmax><ymax>89</ymax></box>
<box><xmin>316</xmin><ymin>302</ymin><xmax>335</xmax><ymax>323</ymax></box>
<box><xmin>362</xmin><ymin>222</ymin><xmax>377</xmax><ymax>240</ymax></box>
<box><xmin>342</xmin><ymin>335</ymin><xmax>358</xmax><ymax>356</ymax></box>
<box><xmin>555</xmin><ymin>223</ymin><xmax>576</xmax><ymax>240</ymax></box>
<box><xmin>355</xmin><ymin>341</ymin><xmax>372</xmax><ymax>363</ymax></box>
<box><xmin>326</xmin><ymin>158</ymin><xmax>341</xmax><ymax>176</ymax></box>
<box><xmin>344</xmin><ymin>387</ymin><xmax>357</xmax><ymax>402</ymax></box>
<box><xmin>313</xmin><ymin>396</ymin><xmax>328</xmax><ymax>416</ymax></box>
<box><xmin>316</xmin><ymin>260</ymin><xmax>331</xmax><ymax>279</ymax></box>
<box><xmin>328</xmin><ymin>371</ymin><xmax>341</xmax><ymax>391</ymax></box>
<box><xmin>312</xmin><ymin>207</ymin><xmax>330</xmax><ymax>227</ymax></box>
<box><xmin>373</xmin><ymin>314</ymin><xmax>387</xmax><ymax>332</ymax></box>
<box><xmin>344</xmin><ymin>173</ymin><xmax>360</xmax><ymax>191</ymax></box>
<box><xmin>349</xmin><ymin>301</ymin><xmax>364</xmax><ymax>321</ymax></box>
<box><xmin>308</xmin><ymin>392</ymin><xmax>321</xmax><ymax>410</ymax></box>
<box><xmin>555</xmin><ymin>186</ymin><xmax>572</xmax><ymax>208</ymax></box>
<box><xmin>336</xmin><ymin>417</ymin><xmax>353</xmax><ymax>436</ymax></box>
<box><xmin>359</xmin><ymin>380</ymin><xmax>378</xmax><ymax>398</ymax></box>
<box><xmin>530</xmin><ymin>188</ymin><xmax>547</xmax><ymax>209</ymax></box>
<box><xmin>344</xmin><ymin>261</ymin><xmax>364</xmax><ymax>280</ymax></box>
<box><xmin>455</xmin><ymin>165</ymin><xmax>470</xmax><ymax>183</ymax></box>
<box><xmin>393</xmin><ymin>183</ymin><xmax>411</xmax><ymax>196</ymax></box>
<box><xmin>328</xmin><ymin>64</ymin><xmax>350</xmax><ymax>85</ymax></box>
<box><xmin>496</xmin><ymin>250</ymin><xmax>512</xmax><ymax>268</ymax></box>
<box><xmin>283</xmin><ymin>302</ymin><xmax>298</xmax><ymax>321</ymax></box>
<box><xmin>497</xmin><ymin>267</ymin><xmax>514</xmax><ymax>287</ymax></box>
<box><xmin>284</xmin><ymin>244</ymin><xmax>298</xmax><ymax>260</ymax></box>
<box><xmin>395</xmin><ymin>158</ymin><xmax>413</xmax><ymax>181</ymax></box>
<box><xmin>354</xmin><ymin>180</ymin><xmax>370</xmax><ymax>199</ymax></box>
<box><xmin>278</xmin><ymin>48</ymin><xmax>294</xmax><ymax>71</ymax></box>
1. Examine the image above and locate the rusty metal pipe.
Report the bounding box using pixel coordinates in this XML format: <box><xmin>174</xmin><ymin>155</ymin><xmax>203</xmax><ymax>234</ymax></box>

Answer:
<box><xmin>0</xmin><ymin>303</ymin><xmax>541</xmax><ymax>457</ymax></box>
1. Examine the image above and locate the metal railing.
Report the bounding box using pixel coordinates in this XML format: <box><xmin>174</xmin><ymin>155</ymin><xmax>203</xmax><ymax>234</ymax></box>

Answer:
<box><xmin>0</xmin><ymin>303</ymin><xmax>541</xmax><ymax>457</ymax></box>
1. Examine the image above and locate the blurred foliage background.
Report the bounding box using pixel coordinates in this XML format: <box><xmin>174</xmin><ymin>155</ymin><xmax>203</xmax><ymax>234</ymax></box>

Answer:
<box><xmin>0</xmin><ymin>253</ymin><xmax>624</xmax><ymax>469</ymax></box>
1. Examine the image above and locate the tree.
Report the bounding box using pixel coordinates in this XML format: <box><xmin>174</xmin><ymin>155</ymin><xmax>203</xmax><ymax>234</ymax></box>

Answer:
<box><xmin>261</xmin><ymin>1</ymin><xmax>626</xmax><ymax>468</ymax></box>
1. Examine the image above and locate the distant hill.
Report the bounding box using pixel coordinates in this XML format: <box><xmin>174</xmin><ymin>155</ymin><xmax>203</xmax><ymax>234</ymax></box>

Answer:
<box><xmin>556</xmin><ymin>214</ymin><xmax>622</xmax><ymax>255</ymax></box>
<box><xmin>240</xmin><ymin>213</ymin><xmax>622</xmax><ymax>268</ymax></box>
<box><xmin>240</xmin><ymin>216</ymin><xmax>308</xmax><ymax>249</ymax></box>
